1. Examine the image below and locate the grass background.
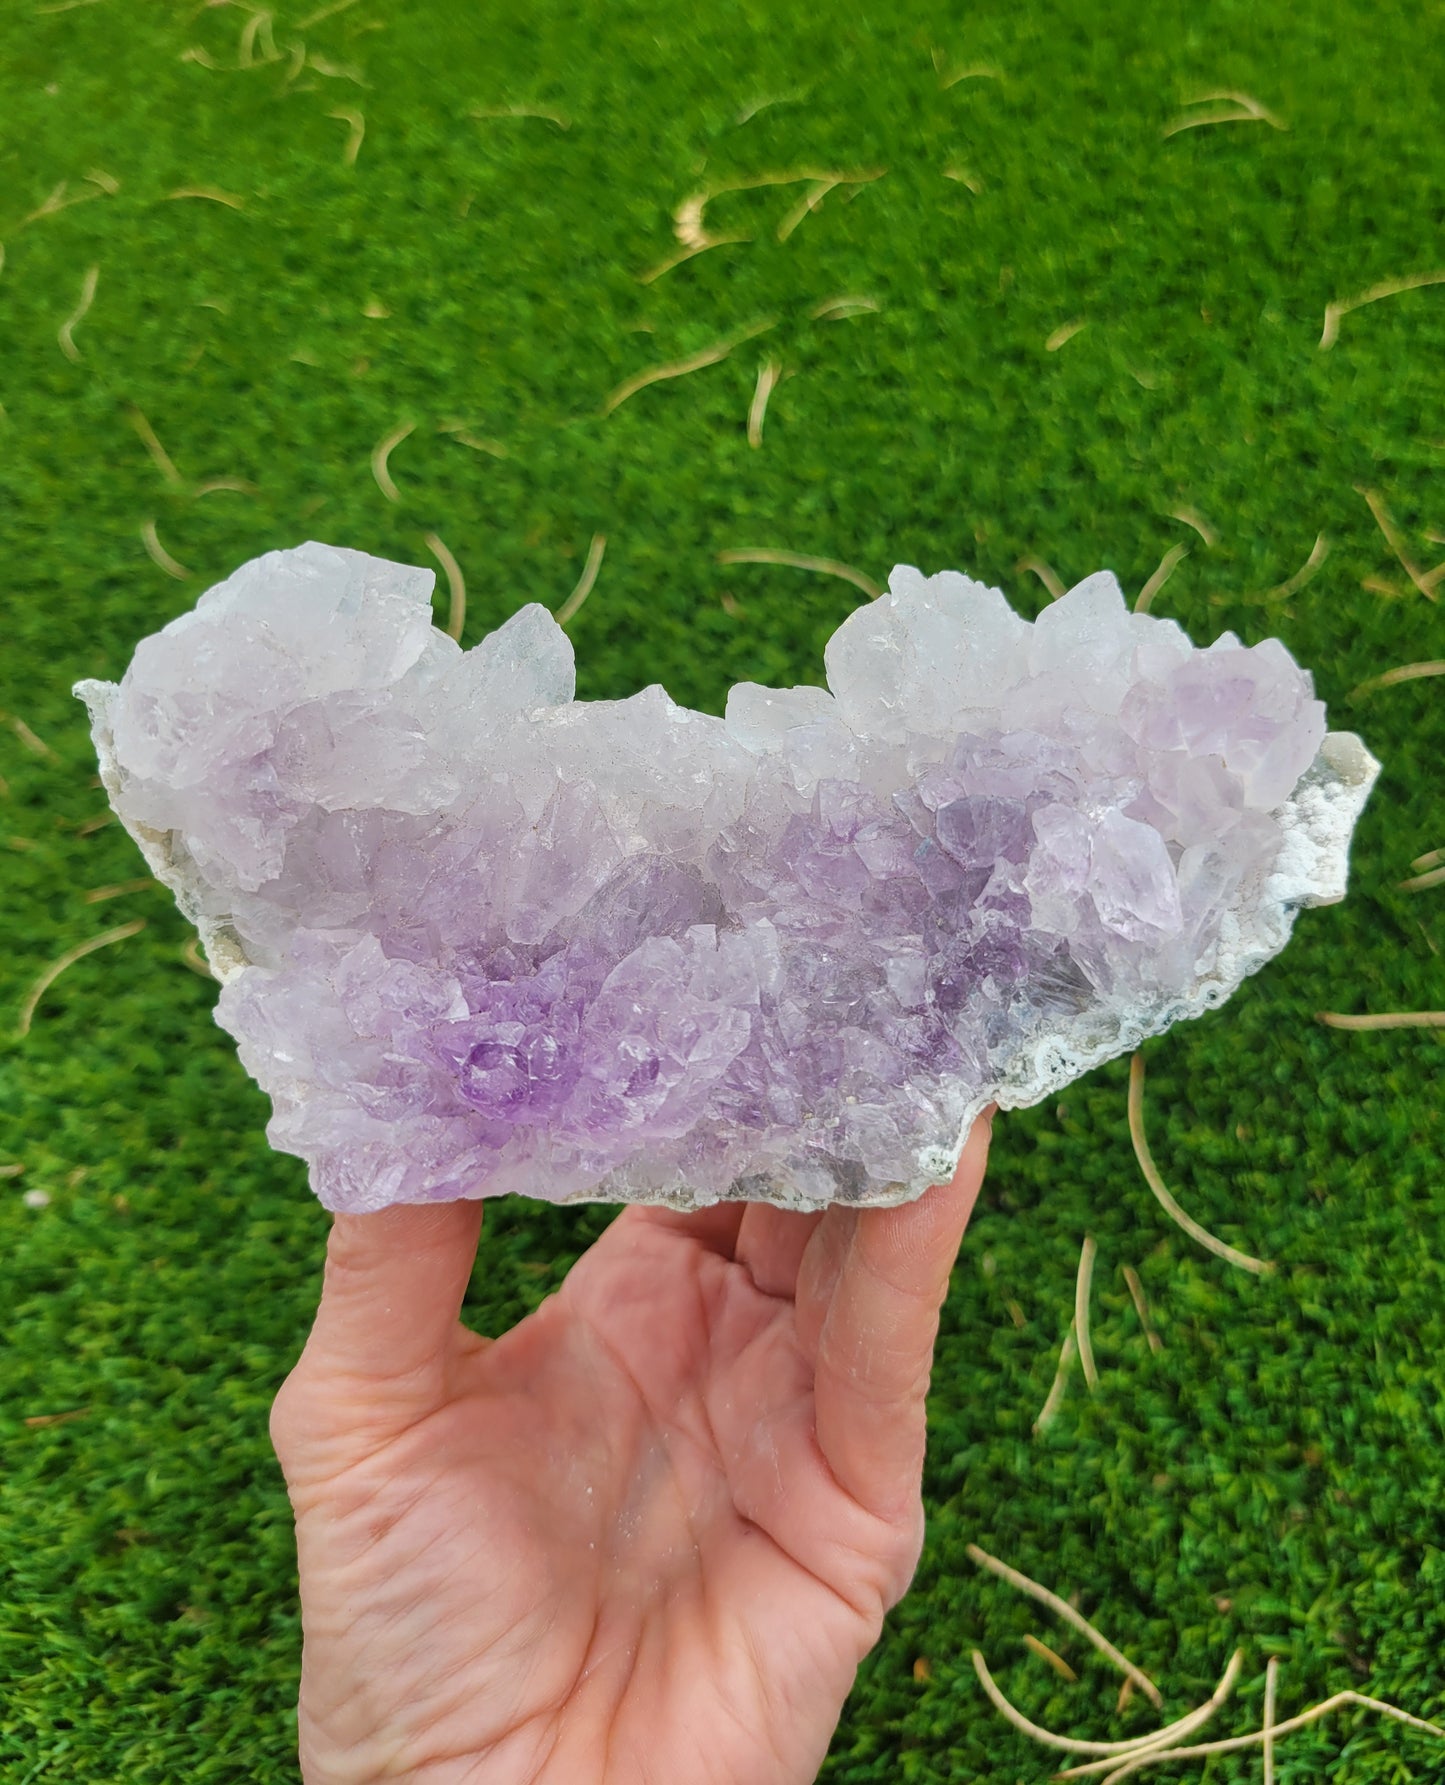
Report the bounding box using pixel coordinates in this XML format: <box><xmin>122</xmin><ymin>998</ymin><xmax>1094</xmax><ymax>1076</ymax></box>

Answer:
<box><xmin>1</xmin><ymin>0</ymin><xmax>1443</xmax><ymax>1779</ymax></box>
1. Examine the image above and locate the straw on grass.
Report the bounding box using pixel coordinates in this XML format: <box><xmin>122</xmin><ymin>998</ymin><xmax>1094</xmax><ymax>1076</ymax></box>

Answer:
<box><xmin>1348</xmin><ymin>659</ymin><xmax>1445</xmax><ymax>701</ymax></box>
<box><xmin>776</xmin><ymin>171</ymin><xmax>884</xmax><ymax>243</ymax></box>
<box><xmin>1321</xmin><ymin>270</ymin><xmax>1445</xmax><ymax>351</ymax></box>
<box><xmin>776</xmin><ymin>179</ymin><xmax>836</xmax><ymax>242</ymax></box>
<box><xmin>328</xmin><ymin>108</ymin><xmax>365</xmax><ymax>165</ymax></box>
<box><xmin>83</xmin><ymin>878</ymin><xmax>154</xmax><ymax>904</ymax></box>
<box><xmin>141</xmin><ymin>520</ymin><xmax>190</xmax><ymax>581</ymax></box>
<box><xmin>57</xmin><ymin>264</ymin><xmax>99</xmax><ymax>362</ymax></box>
<box><xmin>1163</xmin><ymin>91</ymin><xmax>1285</xmax><ymax>137</ymax></box>
<box><xmin>1053</xmin><ymin>1654</ymin><xmax>1247</xmax><ymax>1776</ymax></box>
<box><xmin>940</xmin><ymin>62</ymin><xmax>1001</xmax><ymax>88</ymax></box>
<box><xmin>747</xmin><ymin>359</ymin><xmax>782</xmax><ymax>449</ymax></box>
<box><xmin>238</xmin><ymin>8</ymin><xmax>278</xmax><ymax>67</ymax></box>
<box><xmin>1121</xmin><ymin>1264</ymin><xmax>1163</xmax><ymax>1354</ymax></box>
<box><xmin>307</xmin><ymin>55</ymin><xmax>365</xmax><ymax>85</ymax></box>
<box><xmin>1128</xmin><ymin>1053</ymin><xmax>1272</xmax><ymax>1274</ymax></box>
<box><xmin>1168</xmin><ymin>508</ymin><xmax>1217</xmax><ymax>547</ymax></box>
<box><xmin>716</xmin><ymin>547</ymin><xmax>880</xmax><ymax>600</ymax></box>
<box><xmin>1075</xmin><ymin>1234</ymin><xmax>1099</xmax><ymax>1390</ymax></box>
<box><xmin>1034</xmin><ymin>1325</ymin><xmax>1077</xmax><ymax>1434</ymax></box>
<box><xmin>423</xmin><ymin>531</ymin><xmax>466</xmax><ymax>642</ymax></box>
<box><xmin>972</xmin><ymin>1647</ymin><xmax>1241</xmax><ymax>1763</ymax></box>
<box><xmin>3</xmin><ymin>714</ymin><xmax>57</xmax><ymax>760</ymax></box>
<box><xmin>965</xmin><ymin>1551</ymin><xmax>1162</xmax><ymax>1709</ymax></box>
<box><xmin>1135</xmin><ymin>544</ymin><xmax>1189</xmax><ymax>614</ymax></box>
<box><xmin>192</xmin><ymin>476</ymin><xmax>259</xmax><ymax>499</ymax></box>
<box><xmin>1260</xmin><ymin>531</ymin><xmax>1329</xmax><ymax>602</ymax></box>
<box><xmin>166</xmin><ymin>187</ymin><xmax>247</xmax><ymax>209</ymax></box>
<box><xmin>16</xmin><ymin>920</ymin><xmax>146</xmax><ymax>1038</ymax></box>
<box><xmin>181</xmin><ymin>937</ymin><xmax>218</xmax><ymax>981</ymax></box>
<box><xmin>128</xmin><ymin>408</ymin><xmax>185</xmax><ymax>487</ymax></box>
<box><xmin>638</xmin><ymin>236</ymin><xmax>749</xmax><ymax>285</ymax></box>
<box><xmin>23</xmin><ymin>181</ymin><xmax>101</xmax><ymax>227</ymax></box>
<box><xmin>602</xmin><ymin>321</ymin><xmax>774</xmax><ymax>417</ymax></box>
<box><xmin>470</xmin><ymin>104</ymin><xmax>571</xmax><ymax>130</ymax></box>
<box><xmin>809</xmin><ymin>295</ymin><xmax>880</xmax><ymax>322</ymax></box>
<box><xmin>1025</xmin><ymin>1634</ymin><xmax>1079</xmax><ymax>1682</ymax></box>
<box><xmin>1357</xmin><ymin>486</ymin><xmax>1441</xmax><ymax>601</ymax></box>
<box><xmin>371</xmin><ymin>419</ymin><xmax>414</xmax><ymax>501</ymax></box>
<box><xmin>296</xmin><ymin>0</ymin><xmax>358</xmax><ymax>26</ymax></box>
<box><xmin>556</xmin><ymin>534</ymin><xmax>607</xmax><ymax>625</ymax></box>
<box><xmin>1018</xmin><ymin>555</ymin><xmax>1066</xmax><ymax>599</ymax></box>
<box><xmin>673</xmin><ymin>170</ymin><xmax>879</xmax><ymax>250</ymax></box>
<box><xmin>1085</xmin><ymin>1686</ymin><xmax>1445</xmax><ymax>1781</ymax></box>
<box><xmin>438</xmin><ymin>421</ymin><xmax>508</xmax><ymax>456</ymax></box>
<box><xmin>1316</xmin><ymin>1009</ymin><xmax>1445</xmax><ymax>1030</ymax></box>
<box><xmin>1263</xmin><ymin>1656</ymin><xmax>1279</xmax><ymax>1785</ymax></box>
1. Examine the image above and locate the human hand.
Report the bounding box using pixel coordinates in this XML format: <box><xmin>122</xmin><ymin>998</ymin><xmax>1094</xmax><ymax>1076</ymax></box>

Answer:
<box><xmin>269</xmin><ymin>1110</ymin><xmax>994</xmax><ymax>1785</ymax></box>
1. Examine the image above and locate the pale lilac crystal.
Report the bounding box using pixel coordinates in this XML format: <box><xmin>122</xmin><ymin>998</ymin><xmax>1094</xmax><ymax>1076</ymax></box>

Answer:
<box><xmin>76</xmin><ymin>543</ymin><xmax>1378</xmax><ymax>1213</ymax></box>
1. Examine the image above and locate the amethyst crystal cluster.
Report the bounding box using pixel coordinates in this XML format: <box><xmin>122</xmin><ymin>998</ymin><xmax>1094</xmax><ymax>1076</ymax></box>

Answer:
<box><xmin>77</xmin><ymin>544</ymin><xmax>1377</xmax><ymax>1212</ymax></box>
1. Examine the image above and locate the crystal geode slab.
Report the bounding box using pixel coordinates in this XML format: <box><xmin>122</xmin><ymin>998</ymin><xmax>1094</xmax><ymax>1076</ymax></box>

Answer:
<box><xmin>76</xmin><ymin>544</ymin><xmax>1378</xmax><ymax>1214</ymax></box>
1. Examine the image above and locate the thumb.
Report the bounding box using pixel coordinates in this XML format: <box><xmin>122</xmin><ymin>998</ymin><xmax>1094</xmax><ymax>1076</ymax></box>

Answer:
<box><xmin>302</xmin><ymin>1198</ymin><xmax>485</xmax><ymax>1389</ymax></box>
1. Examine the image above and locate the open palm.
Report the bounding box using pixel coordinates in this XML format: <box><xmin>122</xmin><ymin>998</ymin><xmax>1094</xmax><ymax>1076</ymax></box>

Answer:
<box><xmin>270</xmin><ymin>1113</ymin><xmax>992</xmax><ymax>1785</ymax></box>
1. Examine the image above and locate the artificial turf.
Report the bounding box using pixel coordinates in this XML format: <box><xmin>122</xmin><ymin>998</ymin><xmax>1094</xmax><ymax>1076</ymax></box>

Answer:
<box><xmin>2</xmin><ymin>0</ymin><xmax>1443</xmax><ymax>1779</ymax></box>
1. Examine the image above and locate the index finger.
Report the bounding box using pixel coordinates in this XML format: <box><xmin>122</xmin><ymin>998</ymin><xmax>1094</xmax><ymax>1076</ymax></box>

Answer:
<box><xmin>810</xmin><ymin>1108</ymin><xmax>995</xmax><ymax>1521</ymax></box>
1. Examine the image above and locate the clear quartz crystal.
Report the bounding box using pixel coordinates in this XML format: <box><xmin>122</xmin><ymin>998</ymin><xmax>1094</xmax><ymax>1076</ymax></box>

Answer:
<box><xmin>76</xmin><ymin>543</ymin><xmax>1379</xmax><ymax>1213</ymax></box>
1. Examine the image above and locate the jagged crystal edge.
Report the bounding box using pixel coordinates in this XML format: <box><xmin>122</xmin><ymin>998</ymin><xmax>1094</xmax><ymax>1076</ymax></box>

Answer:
<box><xmin>75</xmin><ymin>543</ymin><xmax>1380</xmax><ymax>1214</ymax></box>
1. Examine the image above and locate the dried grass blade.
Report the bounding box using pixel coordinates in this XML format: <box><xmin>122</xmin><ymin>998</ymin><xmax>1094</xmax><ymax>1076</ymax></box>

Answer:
<box><xmin>17</xmin><ymin>920</ymin><xmax>146</xmax><ymax>1038</ymax></box>
<box><xmin>1128</xmin><ymin>1054</ymin><xmax>1272</xmax><ymax>1274</ymax></box>
<box><xmin>556</xmin><ymin>533</ymin><xmax>607</xmax><ymax>625</ymax></box>
<box><xmin>716</xmin><ymin>547</ymin><xmax>880</xmax><ymax>600</ymax></box>
<box><xmin>967</xmin><ymin>1546</ymin><xmax>1162</xmax><ymax>1709</ymax></box>
<box><xmin>1075</xmin><ymin>1234</ymin><xmax>1099</xmax><ymax>1389</ymax></box>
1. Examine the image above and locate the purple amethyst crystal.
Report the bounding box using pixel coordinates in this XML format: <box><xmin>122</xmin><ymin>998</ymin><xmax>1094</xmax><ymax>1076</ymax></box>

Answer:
<box><xmin>76</xmin><ymin>545</ymin><xmax>1378</xmax><ymax>1212</ymax></box>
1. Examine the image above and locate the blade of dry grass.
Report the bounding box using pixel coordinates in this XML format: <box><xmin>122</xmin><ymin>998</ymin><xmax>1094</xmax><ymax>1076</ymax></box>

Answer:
<box><xmin>423</xmin><ymin>531</ymin><xmax>466</xmax><ymax>641</ymax></box>
<box><xmin>1321</xmin><ymin>270</ymin><xmax>1445</xmax><ymax>350</ymax></box>
<box><xmin>966</xmin><ymin>1547</ymin><xmax>1163</xmax><ymax>1710</ymax></box>
<box><xmin>716</xmin><ymin>547</ymin><xmax>879</xmax><ymax>600</ymax></box>
<box><xmin>1034</xmin><ymin>1325</ymin><xmax>1077</xmax><ymax>1434</ymax></box>
<box><xmin>370</xmin><ymin>419</ymin><xmax>414</xmax><ymax>501</ymax></box>
<box><xmin>1075</xmin><ymin>1235</ymin><xmax>1099</xmax><ymax>1390</ymax></box>
<box><xmin>1134</xmin><ymin>544</ymin><xmax>1189</xmax><ymax>613</ymax></box>
<box><xmin>1128</xmin><ymin>1053</ymin><xmax>1272</xmax><ymax>1274</ymax></box>
<box><xmin>556</xmin><ymin>533</ymin><xmax>607</xmax><ymax>625</ymax></box>
<box><xmin>140</xmin><ymin>520</ymin><xmax>190</xmax><ymax>581</ymax></box>
<box><xmin>1025</xmin><ymin>1634</ymin><xmax>1079</xmax><ymax>1681</ymax></box>
<box><xmin>1261</xmin><ymin>532</ymin><xmax>1329</xmax><ymax>601</ymax></box>
<box><xmin>1090</xmin><ymin>1687</ymin><xmax>1445</xmax><ymax>1781</ymax></box>
<box><xmin>57</xmin><ymin>264</ymin><xmax>99</xmax><ymax>362</ymax></box>
<box><xmin>1316</xmin><ymin>1009</ymin><xmax>1445</xmax><ymax>1030</ymax></box>
<box><xmin>17</xmin><ymin>920</ymin><xmax>146</xmax><ymax>1038</ymax></box>
<box><xmin>1348</xmin><ymin>659</ymin><xmax>1445</xmax><ymax>701</ymax></box>
<box><xmin>1017</xmin><ymin>555</ymin><xmax>1066</xmax><ymax>599</ymax></box>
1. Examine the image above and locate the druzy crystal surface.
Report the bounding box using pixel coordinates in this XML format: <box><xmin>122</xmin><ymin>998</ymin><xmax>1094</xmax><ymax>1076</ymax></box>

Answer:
<box><xmin>76</xmin><ymin>544</ymin><xmax>1378</xmax><ymax>1213</ymax></box>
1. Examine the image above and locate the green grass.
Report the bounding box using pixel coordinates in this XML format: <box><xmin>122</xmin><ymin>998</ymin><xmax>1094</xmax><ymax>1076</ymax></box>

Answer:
<box><xmin>2</xmin><ymin>0</ymin><xmax>1443</xmax><ymax>1779</ymax></box>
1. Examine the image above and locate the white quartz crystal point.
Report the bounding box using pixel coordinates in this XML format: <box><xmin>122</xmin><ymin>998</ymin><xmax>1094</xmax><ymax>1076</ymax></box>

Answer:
<box><xmin>724</xmin><ymin>681</ymin><xmax>837</xmax><ymax>753</ymax></box>
<box><xmin>76</xmin><ymin>542</ymin><xmax>1379</xmax><ymax>1216</ymax></box>
<box><xmin>824</xmin><ymin>565</ymin><xmax>1031</xmax><ymax>740</ymax></box>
